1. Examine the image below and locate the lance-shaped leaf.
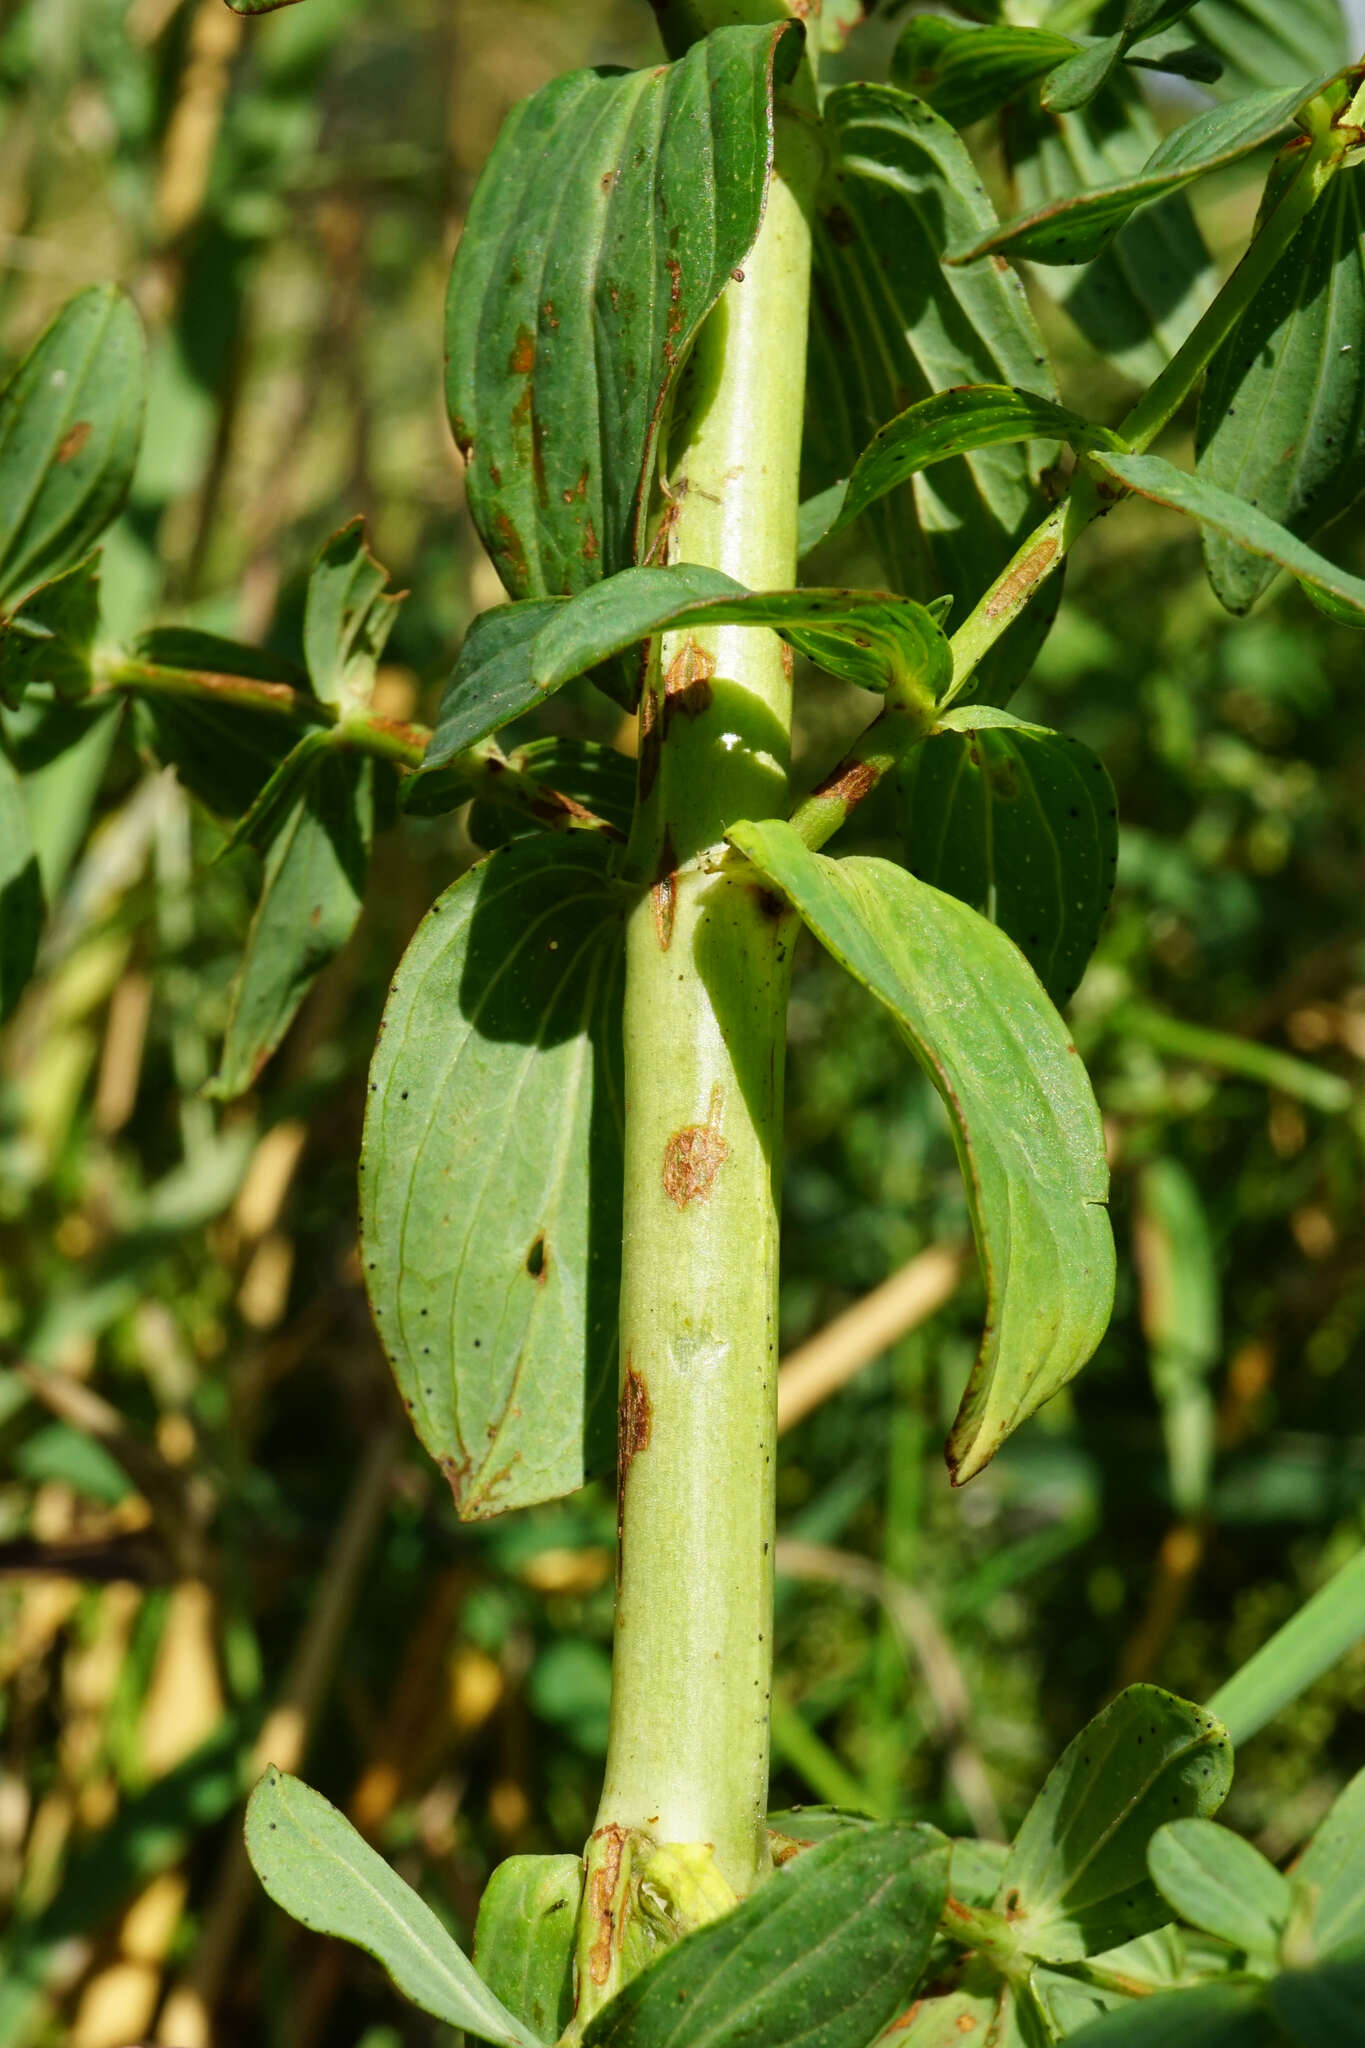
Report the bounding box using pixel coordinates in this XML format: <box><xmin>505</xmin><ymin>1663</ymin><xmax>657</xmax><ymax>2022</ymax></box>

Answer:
<box><xmin>996</xmin><ymin>1685</ymin><xmax>1233</xmax><ymax>1963</ymax></box>
<box><xmin>0</xmin><ymin>745</ymin><xmax>42</xmax><ymax>1021</ymax></box>
<box><xmin>0</xmin><ymin>286</ymin><xmax>145</xmax><ymax>611</ymax></box>
<box><xmin>582</xmin><ymin>1824</ymin><xmax>950</xmax><ymax>2048</ymax></box>
<box><xmin>891</xmin><ymin>19</ymin><xmax>1076</xmax><ymax>130</ymax></box>
<box><xmin>467</xmin><ymin>737</ymin><xmax>637</xmax><ymax>848</ymax></box>
<box><xmin>1005</xmin><ymin>76</ymin><xmax>1214</xmax><ymax>386</ymax></box>
<box><xmin>1147</xmin><ymin>1819</ymin><xmax>1289</xmax><ymax>1958</ymax></box>
<box><xmin>726</xmin><ymin>817</ymin><xmax>1114</xmax><ymax>1484</ymax></box>
<box><xmin>1041</xmin><ymin>2</ymin><xmax>1204</xmax><ymax>115</ymax></box>
<box><xmin>446</xmin><ymin>22</ymin><xmax>798</xmax><ymax>602</ymax></box>
<box><xmin>1088</xmin><ymin>449</ymin><xmax>1365</xmax><ymax>624</ymax></box>
<box><xmin>1188</xmin><ymin>0</ymin><xmax>1347</xmax><ymax>94</ymax></box>
<box><xmin>1295</xmin><ymin>1767</ymin><xmax>1365</xmax><ymax>1959</ymax></box>
<box><xmin>807</xmin><ymin>83</ymin><xmax>1062</xmax><ymax>706</ymax></box>
<box><xmin>245</xmin><ymin>1768</ymin><xmax>541</xmax><ymax>2048</ymax></box>
<box><xmin>303</xmin><ymin>519</ymin><xmax>403</xmax><ymax>713</ymax></box>
<box><xmin>1135</xmin><ymin>1158</ymin><xmax>1219</xmax><ymax>1518</ymax></box>
<box><xmin>1197</xmin><ymin>166</ymin><xmax>1365</xmax><ymax>616</ymax></box>
<box><xmin>215</xmin><ymin>728</ymin><xmax>339</xmax><ymax>860</ymax></box>
<box><xmin>961</xmin><ymin>75</ymin><xmax>1338</xmax><ymax>267</ymax></box>
<box><xmin>530</xmin><ymin>565</ymin><xmax>953</xmax><ymax>702</ymax></box>
<box><xmin>0</xmin><ymin>554</ymin><xmax>100</xmax><ymax>708</ymax></box>
<box><xmin>807</xmin><ymin>386</ymin><xmax>1125</xmax><ymax>553</ymax></box>
<box><xmin>900</xmin><ymin>706</ymin><xmax>1118</xmax><ymax>1007</ymax></box>
<box><xmin>210</xmin><ymin>754</ymin><xmax>371</xmax><ymax>1098</ymax></box>
<box><xmin>474</xmin><ymin>1855</ymin><xmax>581</xmax><ymax>2046</ymax></box>
<box><xmin>419</xmin><ymin>601</ymin><xmax>566</xmax><ymax>773</ymax></box>
<box><xmin>1207</xmin><ymin>1548</ymin><xmax>1365</xmax><ymax>1748</ymax></box>
<box><xmin>360</xmin><ymin>835</ymin><xmax>624</xmax><ymax>1519</ymax></box>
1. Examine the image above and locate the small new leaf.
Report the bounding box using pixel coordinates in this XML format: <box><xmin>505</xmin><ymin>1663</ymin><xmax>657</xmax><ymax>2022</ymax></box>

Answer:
<box><xmin>245</xmin><ymin>1767</ymin><xmax>541</xmax><ymax>2048</ymax></box>
<box><xmin>1147</xmin><ymin>1818</ymin><xmax>1290</xmax><ymax>1957</ymax></box>
<box><xmin>304</xmin><ymin>519</ymin><xmax>403</xmax><ymax>715</ymax></box>
<box><xmin>0</xmin><ymin>554</ymin><xmax>100</xmax><ymax>708</ymax></box>
<box><xmin>474</xmin><ymin>1855</ymin><xmax>581</xmax><ymax>2045</ymax></box>
<box><xmin>997</xmin><ymin>1685</ymin><xmax>1234</xmax><ymax>1962</ymax></box>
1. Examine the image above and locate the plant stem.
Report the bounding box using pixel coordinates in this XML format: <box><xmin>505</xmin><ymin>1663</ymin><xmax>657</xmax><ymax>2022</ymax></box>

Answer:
<box><xmin>577</xmin><ymin>74</ymin><xmax>820</xmax><ymax>2020</ymax></box>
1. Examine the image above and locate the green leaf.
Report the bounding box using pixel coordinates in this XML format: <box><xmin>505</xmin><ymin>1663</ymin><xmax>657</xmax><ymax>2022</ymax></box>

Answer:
<box><xmin>474</xmin><ymin>1854</ymin><xmax>581</xmax><ymax>2046</ymax></box>
<box><xmin>1088</xmin><ymin>449</ymin><xmax>1365</xmax><ymax>625</ymax></box>
<box><xmin>0</xmin><ymin>286</ymin><xmax>145</xmax><ymax>611</ymax></box>
<box><xmin>1147</xmin><ymin>1819</ymin><xmax>1290</xmax><ymax>1956</ymax></box>
<box><xmin>465</xmin><ymin>737</ymin><xmax>637</xmax><ymax>846</ymax></box>
<box><xmin>529</xmin><ymin>565</ymin><xmax>953</xmax><ymax>702</ymax></box>
<box><xmin>581</xmin><ymin>1823</ymin><xmax>951</xmax><ymax>2048</ymax></box>
<box><xmin>216</xmin><ymin>728</ymin><xmax>339</xmax><ymax>860</ymax></box>
<box><xmin>245</xmin><ymin>1767</ymin><xmax>541</xmax><ymax>2048</ymax></box>
<box><xmin>446</xmin><ymin>22</ymin><xmax>797</xmax><ymax>601</ymax></box>
<box><xmin>726</xmin><ymin>817</ymin><xmax>1113</xmax><ymax>1483</ymax></box>
<box><xmin>1135</xmin><ymin>1158</ymin><xmax>1219</xmax><ymax>1518</ymax></box>
<box><xmin>891</xmin><ymin>20</ymin><xmax>1077</xmax><ymax>130</ymax></box>
<box><xmin>900</xmin><ymin>707</ymin><xmax>1118</xmax><ymax>1006</ymax></box>
<box><xmin>961</xmin><ymin>76</ymin><xmax>1336</xmax><ymax>266</ymax></box>
<box><xmin>226</xmin><ymin>0</ymin><xmax>308</xmax><ymax>12</ymax></box>
<box><xmin>419</xmin><ymin>598</ymin><xmax>568</xmax><ymax>773</ymax></box>
<box><xmin>996</xmin><ymin>1685</ymin><xmax>1234</xmax><ymax>1963</ymax></box>
<box><xmin>807</xmin><ymin>82</ymin><xmax>1062</xmax><ymax>706</ymax></box>
<box><xmin>1005</xmin><ymin>76</ymin><xmax>1214</xmax><ymax>385</ymax></box>
<box><xmin>2</xmin><ymin>695</ymin><xmax>122</xmax><ymax>899</ymax></box>
<box><xmin>0</xmin><ymin>744</ymin><xmax>42</xmax><ymax>1021</ymax></box>
<box><xmin>209</xmin><ymin>754</ymin><xmax>371</xmax><ymax>1098</ymax></box>
<box><xmin>1196</xmin><ymin>167</ymin><xmax>1365</xmax><ymax>615</ymax></box>
<box><xmin>890</xmin><ymin>1970</ymin><xmax>1019</xmax><ymax>2046</ymax></box>
<box><xmin>806</xmin><ymin>387</ymin><xmax>1124</xmax><ymax>552</ymax></box>
<box><xmin>1295</xmin><ymin>1768</ymin><xmax>1365</xmax><ymax>1959</ymax></box>
<box><xmin>1206</xmin><ymin>1546</ymin><xmax>1365</xmax><ymax>1747</ymax></box>
<box><xmin>1188</xmin><ymin>0</ymin><xmax>1348</xmax><ymax>94</ymax></box>
<box><xmin>1063</xmin><ymin>1981</ymin><xmax>1265</xmax><ymax>2045</ymax></box>
<box><xmin>1043</xmin><ymin>37</ymin><xmax>1127</xmax><ymax>115</ymax></box>
<box><xmin>1267</xmin><ymin>1955</ymin><xmax>1365</xmax><ymax>2046</ymax></box>
<box><xmin>303</xmin><ymin>518</ymin><xmax>402</xmax><ymax>713</ymax></box>
<box><xmin>0</xmin><ymin>554</ymin><xmax>100</xmax><ymax>708</ymax></box>
<box><xmin>360</xmin><ymin>834</ymin><xmax>625</xmax><ymax>1519</ymax></box>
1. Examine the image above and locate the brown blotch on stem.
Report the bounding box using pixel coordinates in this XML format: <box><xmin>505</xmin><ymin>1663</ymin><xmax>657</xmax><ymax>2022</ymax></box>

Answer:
<box><xmin>662</xmin><ymin>1082</ymin><xmax>730</xmax><ymax>1208</ymax></box>
<box><xmin>650</xmin><ymin>862</ymin><xmax>677</xmax><ymax>952</ymax></box>
<box><xmin>587</xmin><ymin>1823</ymin><xmax>628</xmax><ymax>1987</ymax></box>
<box><xmin>813</xmin><ymin>757</ymin><xmax>878</xmax><ymax>809</ymax></box>
<box><xmin>983</xmin><ymin>536</ymin><xmax>1059</xmax><ymax>619</ymax></box>
<box><xmin>663</xmin><ymin>637</ymin><xmax>715</xmax><ymax>722</ymax></box>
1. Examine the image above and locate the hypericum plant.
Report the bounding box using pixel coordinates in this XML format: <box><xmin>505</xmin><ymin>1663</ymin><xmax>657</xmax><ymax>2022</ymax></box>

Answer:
<box><xmin>5</xmin><ymin>0</ymin><xmax>1365</xmax><ymax>2042</ymax></box>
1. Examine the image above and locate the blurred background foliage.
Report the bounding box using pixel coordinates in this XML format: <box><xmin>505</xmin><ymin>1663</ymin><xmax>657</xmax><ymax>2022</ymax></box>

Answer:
<box><xmin>1</xmin><ymin>2</ymin><xmax>1364</xmax><ymax>2044</ymax></box>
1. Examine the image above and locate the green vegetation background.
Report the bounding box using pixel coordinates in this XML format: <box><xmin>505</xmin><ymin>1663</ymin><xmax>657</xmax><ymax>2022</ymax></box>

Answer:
<box><xmin>1</xmin><ymin>2</ymin><xmax>1363</xmax><ymax>2043</ymax></box>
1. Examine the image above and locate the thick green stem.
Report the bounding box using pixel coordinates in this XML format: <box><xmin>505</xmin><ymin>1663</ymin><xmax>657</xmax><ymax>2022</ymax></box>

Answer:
<box><xmin>577</xmin><ymin>83</ymin><xmax>819</xmax><ymax>2025</ymax></box>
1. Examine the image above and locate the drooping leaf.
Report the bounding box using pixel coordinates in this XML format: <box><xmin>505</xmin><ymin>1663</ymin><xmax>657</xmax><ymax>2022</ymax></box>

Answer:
<box><xmin>245</xmin><ymin>1767</ymin><xmax>541</xmax><ymax>2048</ymax></box>
<box><xmin>418</xmin><ymin>601</ymin><xmax>567</xmax><ymax>773</ymax></box>
<box><xmin>0</xmin><ymin>554</ymin><xmax>100</xmax><ymax>708</ymax></box>
<box><xmin>0</xmin><ymin>286</ymin><xmax>145</xmax><ymax>610</ymax></box>
<box><xmin>209</xmin><ymin>754</ymin><xmax>371</xmax><ymax>1098</ymax></box>
<box><xmin>891</xmin><ymin>19</ymin><xmax>1077</xmax><ymax>130</ymax></box>
<box><xmin>0</xmin><ymin>745</ymin><xmax>42</xmax><ymax>1021</ymax></box>
<box><xmin>1147</xmin><ymin>1820</ymin><xmax>1290</xmax><ymax>1957</ymax></box>
<box><xmin>1040</xmin><ymin>3</ymin><xmax>1203</xmax><ymax>115</ymax></box>
<box><xmin>1188</xmin><ymin>0</ymin><xmax>1348</xmax><ymax>94</ymax></box>
<box><xmin>582</xmin><ymin>1824</ymin><xmax>951</xmax><ymax>2048</ymax></box>
<box><xmin>962</xmin><ymin>75</ymin><xmax>1337</xmax><ymax>266</ymax></box>
<box><xmin>899</xmin><ymin>706</ymin><xmax>1118</xmax><ymax>1006</ymax></box>
<box><xmin>474</xmin><ymin>1854</ymin><xmax>581</xmax><ymax>2046</ymax></box>
<box><xmin>1197</xmin><ymin>167</ymin><xmax>1365</xmax><ymax>615</ymax></box>
<box><xmin>1005</xmin><ymin>75</ymin><xmax>1214</xmax><ymax>385</ymax></box>
<box><xmin>807</xmin><ymin>82</ymin><xmax>1062</xmax><ymax>705</ymax></box>
<box><xmin>529</xmin><ymin>565</ymin><xmax>953</xmax><ymax>702</ymax></box>
<box><xmin>1088</xmin><ymin>449</ymin><xmax>1365</xmax><ymax>624</ymax></box>
<box><xmin>1295</xmin><ymin>1767</ymin><xmax>1365</xmax><ymax>1959</ymax></box>
<box><xmin>805</xmin><ymin>386</ymin><xmax>1124</xmax><ymax>553</ymax></box>
<box><xmin>446</xmin><ymin>22</ymin><xmax>799</xmax><ymax>601</ymax></box>
<box><xmin>996</xmin><ymin>1685</ymin><xmax>1234</xmax><ymax>1963</ymax></box>
<box><xmin>726</xmin><ymin>817</ymin><xmax>1114</xmax><ymax>1484</ymax></box>
<box><xmin>360</xmin><ymin>834</ymin><xmax>625</xmax><ymax>1519</ymax></box>
<box><xmin>303</xmin><ymin>518</ymin><xmax>403</xmax><ymax>713</ymax></box>
<box><xmin>1206</xmin><ymin>1547</ymin><xmax>1365</xmax><ymax>1747</ymax></box>
<box><xmin>464</xmin><ymin>737</ymin><xmax>638</xmax><ymax>847</ymax></box>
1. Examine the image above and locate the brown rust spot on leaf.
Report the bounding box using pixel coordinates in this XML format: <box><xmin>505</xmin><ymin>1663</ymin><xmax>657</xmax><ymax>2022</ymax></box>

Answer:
<box><xmin>56</xmin><ymin>421</ymin><xmax>92</xmax><ymax>463</ymax></box>
<box><xmin>582</xmin><ymin>517</ymin><xmax>599</xmax><ymax>563</ymax></box>
<box><xmin>508</xmin><ymin>325</ymin><xmax>535</xmax><ymax>376</ymax></box>
<box><xmin>491</xmin><ymin>511</ymin><xmax>529</xmax><ymax>591</ymax></box>
<box><xmin>985</xmin><ymin>536</ymin><xmax>1059</xmax><ymax>618</ymax></box>
<box><xmin>826</xmin><ymin>204</ymin><xmax>856</xmax><ymax>247</ymax></box>
<box><xmin>587</xmin><ymin>1823</ymin><xmax>628</xmax><ymax>1986</ymax></box>
<box><xmin>663</xmin><ymin>637</ymin><xmax>714</xmax><ymax>721</ymax></box>
<box><xmin>663</xmin><ymin>1083</ymin><xmax>729</xmax><ymax>1208</ymax></box>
